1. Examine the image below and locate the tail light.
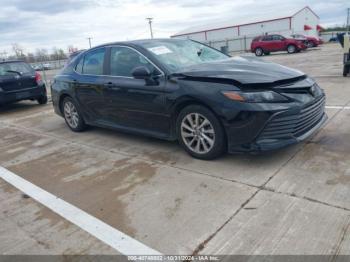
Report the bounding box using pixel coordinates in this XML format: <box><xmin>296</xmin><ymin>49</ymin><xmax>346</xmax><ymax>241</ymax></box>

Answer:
<box><xmin>35</xmin><ymin>72</ymin><xmax>42</xmax><ymax>84</ymax></box>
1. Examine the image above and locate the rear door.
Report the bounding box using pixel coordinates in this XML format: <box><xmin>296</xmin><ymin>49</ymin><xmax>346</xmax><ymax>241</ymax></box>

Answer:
<box><xmin>73</xmin><ymin>47</ymin><xmax>109</xmax><ymax>122</ymax></box>
<box><xmin>272</xmin><ymin>35</ymin><xmax>286</xmax><ymax>51</ymax></box>
<box><xmin>261</xmin><ymin>35</ymin><xmax>273</xmax><ymax>51</ymax></box>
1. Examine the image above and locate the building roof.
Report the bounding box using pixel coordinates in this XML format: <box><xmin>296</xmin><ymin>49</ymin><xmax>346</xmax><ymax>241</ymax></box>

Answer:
<box><xmin>172</xmin><ymin>6</ymin><xmax>319</xmax><ymax>37</ymax></box>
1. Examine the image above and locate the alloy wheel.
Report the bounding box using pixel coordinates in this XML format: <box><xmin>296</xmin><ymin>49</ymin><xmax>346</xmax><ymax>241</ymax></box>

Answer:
<box><xmin>181</xmin><ymin>113</ymin><xmax>215</xmax><ymax>154</ymax></box>
<box><xmin>64</xmin><ymin>101</ymin><xmax>79</xmax><ymax>129</ymax></box>
<box><xmin>255</xmin><ymin>48</ymin><xmax>263</xmax><ymax>56</ymax></box>
<box><xmin>288</xmin><ymin>45</ymin><xmax>296</xmax><ymax>53</ymax></box>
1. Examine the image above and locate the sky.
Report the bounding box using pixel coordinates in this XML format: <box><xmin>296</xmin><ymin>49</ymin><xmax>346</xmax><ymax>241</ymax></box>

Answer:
<box><xmin>0</xmin><ymin>0</ymin><xmax>348</xmax><ymax>55</ymax></box>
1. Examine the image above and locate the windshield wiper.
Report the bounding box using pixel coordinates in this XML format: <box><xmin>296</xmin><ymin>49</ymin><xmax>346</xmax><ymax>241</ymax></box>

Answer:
<box><xmin>6</xmin><ymin>70</ymin><xmax>22</xmax><ymax>76</ymax></box>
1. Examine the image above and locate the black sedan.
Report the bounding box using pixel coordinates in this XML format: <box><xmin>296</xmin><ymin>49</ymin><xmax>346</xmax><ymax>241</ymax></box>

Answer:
<box><xmin>0</xmin><ymin>61</ymin><xmax>47</xmax><ymax>106</ymax></box>
<box><xmin>51</xmin><ymin>39</ymin><xmax>326</xmax><ymax>159</ymax></box>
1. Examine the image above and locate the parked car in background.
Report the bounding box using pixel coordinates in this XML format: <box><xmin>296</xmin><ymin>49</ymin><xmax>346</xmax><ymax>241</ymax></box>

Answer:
<box><xmin>0</xmin><ymin>61</ymin><xmax>47</xmax><ymax>106</ymax></box>
<box><xmin>329</xmin><ymin>36</ymin><xmax>339</xmax><ymax>43</ymax></box>
<box><xmin>52</xmin><ymin>39</ymin><xmax>326</xmax><ymax>159</ymax></box>
<box><xmin>289</xmin><ymin>34</ymin><xmax>309</xmax><ymax>47</ymax></box>
<box><xmin>42</xmin><ymin>63</ymin><xmax>52</xmax><ymax>70</ymax></box>
<box><xmin>33</xmin><ymin>64</ymin><xmax>42</xmax><ymax>71</ymax></box>
<box><xmin>291</xmin><ymin>34</ymin><xmax>323</xmax><ymax>48</ymax></box>
<box><xmin>33</xmin><ymin>63</ymin><xmax>52</xmax><ymax>71</ymax></box>
<box><xmin>251</xmin><ymin>34</ymin><xmax>307</xmax><ymax>56</ymax></box>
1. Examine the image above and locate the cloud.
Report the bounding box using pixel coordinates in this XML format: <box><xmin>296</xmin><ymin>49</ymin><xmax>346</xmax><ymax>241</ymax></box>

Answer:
<box><xmin>2</xmin><ymin>0</ymin><xmax>93</xmax><ymax>14</ymax></box>
<box><xmin>0</xmin><ymin>0</ymin><xmax>348</xmax><ymax>55</ymax></box>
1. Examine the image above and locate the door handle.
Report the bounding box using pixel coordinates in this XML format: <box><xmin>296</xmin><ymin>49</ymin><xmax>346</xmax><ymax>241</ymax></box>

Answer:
<box><xmin>103</xmin><ymin>82</ymin><xmax>120</xmax><ymax>90</ymax></box>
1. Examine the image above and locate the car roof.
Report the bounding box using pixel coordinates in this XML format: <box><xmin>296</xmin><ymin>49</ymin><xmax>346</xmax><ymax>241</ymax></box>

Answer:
<box><xmin>92</xmin><ymin>38</ymin><xmax>190</xmax><ymax>49</ymax></box>
<box><xmin>0</xmin><ymin>60</ymin><xmax>26</xmax><ymax>64</ymax></box>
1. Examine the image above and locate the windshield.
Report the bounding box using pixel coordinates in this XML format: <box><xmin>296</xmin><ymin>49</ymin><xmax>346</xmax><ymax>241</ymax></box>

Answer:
<box><xmin>0</xmin><ymin>62</ymin><xmax>33</xmax><ymax>77</ymax></box>
<box><xmin>140</xmin><ymin>39</ymin><xmax>230</xmax><ymax>72</ymax></box>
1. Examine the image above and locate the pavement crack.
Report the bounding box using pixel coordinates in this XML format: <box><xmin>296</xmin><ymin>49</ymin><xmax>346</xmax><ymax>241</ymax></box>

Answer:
<box><xmin>190</xmin><ymin>189</ymin><xmax>260</xmax><ymax>256</ymax></box>
<box><xmin>331</xmin><ymin>215</ymin><xmax>350</xmax><ymax>261</ymax></box>
<box><xmin>262</xmin><ymin>186</ymin><xmax>350</xmax><ymax>212</ymax></box>
<box><xmin>188</xmin><ymin>104</ymin><xmax>350</xmax><ymax>255</ymax></box>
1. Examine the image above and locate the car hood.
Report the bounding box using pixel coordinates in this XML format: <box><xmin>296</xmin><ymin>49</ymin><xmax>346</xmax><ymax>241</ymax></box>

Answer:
<box><xmin>175</xmin><ymin>56</ymin><xmax>305</xmax><ymax>86</ymax></box>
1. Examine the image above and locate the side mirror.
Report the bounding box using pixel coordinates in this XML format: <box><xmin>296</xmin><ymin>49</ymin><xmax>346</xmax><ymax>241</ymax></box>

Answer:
<box><xmin>132</xmin><ymin>66</ymin><xmax>152</xmax><ymax>79</ymax></box>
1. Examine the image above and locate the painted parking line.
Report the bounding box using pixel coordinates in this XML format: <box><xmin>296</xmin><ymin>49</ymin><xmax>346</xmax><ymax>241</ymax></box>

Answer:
<box><xmin>0</xmin><ymin>166</ymin><xmax>162</xmax><ymax>256</ymax></box>
<box><xmin>326</xmin><ymin>106</ymin><xmax>350</xmax><ymax>110</ymax></box>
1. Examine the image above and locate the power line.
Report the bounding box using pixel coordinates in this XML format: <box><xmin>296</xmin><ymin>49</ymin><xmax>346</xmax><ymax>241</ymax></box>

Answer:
<box><xmin>347</xmin><ymin>8</ymin><xmax>350</xmax><ymax>33</ymax></box>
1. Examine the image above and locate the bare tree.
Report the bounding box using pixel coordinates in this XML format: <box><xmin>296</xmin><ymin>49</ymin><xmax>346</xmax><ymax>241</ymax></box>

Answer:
<box><xmin>35</xmin><ymin>48</ymin><xmax>49</xmax><ymax>62</ymax></box>
<box><xmin>57</xmin><ymin>49</ymin><xmax>67</xmax><ymax>60</ymax></box>
<box><xmin>26</xmin><ymin>53</ymin><xmax>35</xmax><ymax>63</ymax></box>
<box><xmin>0</xmin><ymin>50</ymin><xmax>8</xmax><ymax>61</ymax></box>
<box><xmin>12</xmin><ymin>43</ymin><xmax>25</xmax><ymax>59</ymax></box>
<box><xmin>51</xmin><ymin>47</ymin><xmax>59</xmax><ymax>61</ymax></box>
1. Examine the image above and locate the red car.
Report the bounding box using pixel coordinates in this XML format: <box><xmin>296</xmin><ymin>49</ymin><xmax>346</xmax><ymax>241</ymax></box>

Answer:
<box><xmin>291</xmin><ymin>34</ymin><xmax>323</xmax><ymax>48</ymax></box>
<box><xmin>251</xmin><ymin>34</ymin><xmax>306</xmax><ymax>56</ymax></box>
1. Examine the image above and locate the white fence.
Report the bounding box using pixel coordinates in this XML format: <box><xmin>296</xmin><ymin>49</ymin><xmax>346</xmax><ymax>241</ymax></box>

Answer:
<box><xmin>30</xmin><ymin>59</ymin><xmax>67</xmax><ymax>70</ymax></box>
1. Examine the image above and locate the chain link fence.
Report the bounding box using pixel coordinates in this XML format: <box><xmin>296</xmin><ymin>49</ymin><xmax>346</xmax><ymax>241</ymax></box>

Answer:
<box><xmin>204</xmin><ymin>36</ymin><xmax>255</xmax><ymax>56</ymax></box>
<box><xmin>30</xmin><ymin>59</ymin><xmax>67</xmax><ymax>71</ymax></box>
<box><xmin>29</xmin><ymin>60</ymin><xmax>67</xmax><ymax>96</ymax></box>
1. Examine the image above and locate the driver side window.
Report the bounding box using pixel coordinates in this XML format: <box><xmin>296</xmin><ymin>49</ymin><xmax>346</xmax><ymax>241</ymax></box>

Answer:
<box><xmin>110</xmin><ymin>46</ymin><xmax>155</xmax><ymax>77</ymax></box>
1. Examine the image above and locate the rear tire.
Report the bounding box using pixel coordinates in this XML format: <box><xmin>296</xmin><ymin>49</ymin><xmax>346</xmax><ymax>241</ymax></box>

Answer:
<box><xmin>343</xmin><ymin>66</ymin><xmax>349</xmax><ymax>77</ymax></box>
<box><xmin>287</xmin><ymin>45</ymin><xmax>296</xmax><ymax>54</ymax></box>
<box><xmin>255</xmin><ymin>48</ymin><xmax>263</xmax><ymax>56</ymax></box>
<box><xmin>37</xmin><ymin>95</ymin><xmax>48</xmax><ymax>105</ymax></box>
<box><xmin>62</xmin><ymin>97</ymin><xmax>87</xmax><ymax>132</ymax></box>
<box><xmin>176</xmin><ymin>105</ymin><xmax>226</xmax><ymax>160</ymax></box>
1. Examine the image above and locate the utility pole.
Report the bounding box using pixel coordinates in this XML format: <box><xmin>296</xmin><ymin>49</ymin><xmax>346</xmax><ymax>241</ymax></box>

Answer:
<box><xmin>347</xmin><ymin>8</ymin><xmax>350</xmax><ymax>33</ymax></box>
<box><xmin>146</xmin><ymin>18</ymin><xmax>154</xmax><ymax>39</ymax></box>
<box><xmin>87</xmin><ymin>37</ymin><xmax>92</xmax><ymax>48</ymax></box>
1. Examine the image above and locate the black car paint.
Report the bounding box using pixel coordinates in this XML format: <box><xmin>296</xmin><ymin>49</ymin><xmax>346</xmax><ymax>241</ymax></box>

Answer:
<box><xmin>0</xmin><ymin>61</ymin><xmax>46</xmax><ymax>105</ymax></box>
<box><xmin>51</xmin><ymin>39</ymin><xmax>326</xmax><ymax>153</ymax></box>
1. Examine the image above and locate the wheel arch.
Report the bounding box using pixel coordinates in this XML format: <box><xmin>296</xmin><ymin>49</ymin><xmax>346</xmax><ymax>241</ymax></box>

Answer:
<box><xmin>171</xmin><ymin>96</ymin><xmax>226</xmax><ymax>139</ymax></box>
<box><xmin>287</xmin><ymin>43</ymin><xmax>297</xmax><ymax>50</ymax></box>
<box><xmin>58</xmin><ymin>93</ymin><xmax>72</xmax><ymax>115</ymax></box>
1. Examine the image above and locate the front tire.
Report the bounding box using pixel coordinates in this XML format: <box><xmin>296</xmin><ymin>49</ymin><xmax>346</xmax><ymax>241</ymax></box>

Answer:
<box><xmin>287</xmin><ymin>45</ymin><xmax>296</xmax><ymax>54</ymax></box>
<box><xmin>307</xmin><ymin>41</ymin><xmax>315</xmax><ymax>48</ymax></box>
<box><xmin>255</xmin><ymin>48</ymin><xmax>263</xmax><ymax>56</ymax></box>
<box><xmin>62</xmin><ymin>97</ymin><xmax>87</xmax><ymax>132</ymax></box>
<box><xmin>176</xmin><ymin>105</ymin><xmax>226</xmax><ymax>160</ymax></box>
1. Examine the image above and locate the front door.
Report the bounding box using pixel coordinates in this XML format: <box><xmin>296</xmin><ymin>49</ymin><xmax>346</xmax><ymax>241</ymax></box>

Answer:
<box><xmin>103</xmin><ymin>46</ymin><xmax>170</xmax><ymax>136</ymax></box>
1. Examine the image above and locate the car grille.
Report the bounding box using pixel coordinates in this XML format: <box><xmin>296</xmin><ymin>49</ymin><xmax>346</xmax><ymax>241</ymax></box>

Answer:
<box><xmin>257</xmin><ymin>95</ymin><xmax>325</xmax><ymax>141</ymax></box>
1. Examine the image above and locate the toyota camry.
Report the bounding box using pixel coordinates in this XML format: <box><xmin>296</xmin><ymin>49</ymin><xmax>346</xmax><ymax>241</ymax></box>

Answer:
<box><xmin>51</xmin><ymin>39</ymin><xmax>326</xmax><ymax>160</ymax></box>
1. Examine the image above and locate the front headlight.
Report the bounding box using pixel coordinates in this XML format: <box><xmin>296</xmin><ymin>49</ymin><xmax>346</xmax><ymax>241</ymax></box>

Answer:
<box><xmin>310</xmin><ymin>83</ymin><xmax>323</xmax><ymax>97</ymax></box>
<box><xmin>222</xmin><ymin>90</ymin><xmax>288</xmax><ymax>103</ymax></box>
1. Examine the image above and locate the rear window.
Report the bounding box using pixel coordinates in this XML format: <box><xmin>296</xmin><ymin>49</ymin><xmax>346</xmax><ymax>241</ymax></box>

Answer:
<box><xmin>76</xmin><ymin>48</ymin><xmax>105</xmax><ymax>75</ymax></box>
<box><xmin>0</xmin><ymin>62</ymin><xmax>33</xmax><ymax>76</ymax></box>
